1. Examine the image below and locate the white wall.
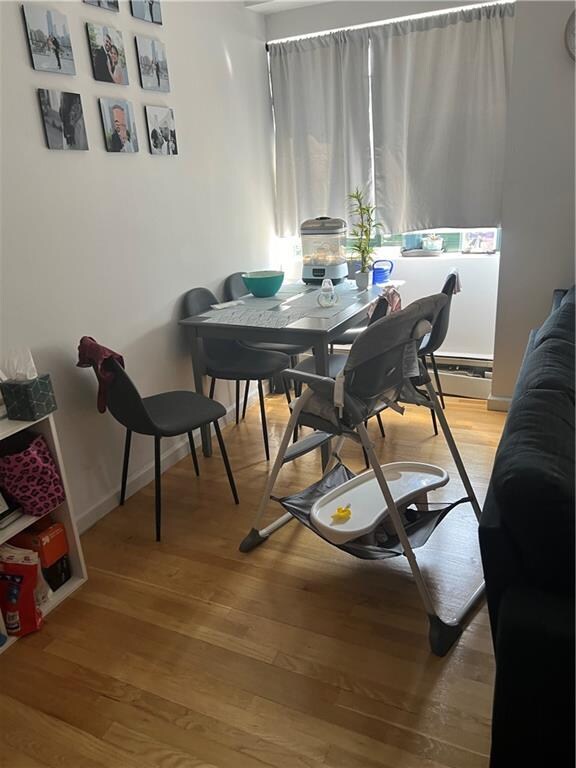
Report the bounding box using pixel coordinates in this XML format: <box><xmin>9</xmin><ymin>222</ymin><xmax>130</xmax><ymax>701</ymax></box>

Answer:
<box><xmin>0</xmin><ymin>1</ymin><xmax>274</xmax><ymax>530</ymax></box>
<box><xmin>491</xmin><ymin>0</ymin><xmax>575</xmax><ymax>405</ymax></box>
<box><xmin>376</xmin><ymin>252</ymin><xmax>500</xmax><ymax>359</ymax></box>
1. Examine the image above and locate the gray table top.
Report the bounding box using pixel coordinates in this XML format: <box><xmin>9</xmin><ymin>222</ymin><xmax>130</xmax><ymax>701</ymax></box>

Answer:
<box><xmin>179</xmin><ymin>281</ymin><xmax>393</xmax><ymax>339</ymax></box>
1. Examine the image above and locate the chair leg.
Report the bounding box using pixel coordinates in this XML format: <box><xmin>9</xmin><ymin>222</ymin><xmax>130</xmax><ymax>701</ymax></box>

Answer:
<box><xmin>257</xmin><ymin>380</ymin><xmax>270</xmax><ymax>461</ymax></box>
<box><xmin>283</xmin><ymin>378</ymin><xmax>299</xmax><ymax>443</ymax></box>
<box><xmin>430</xmin><ymin>402</ymin><xmax>439</xmax><ymax>436</ymax></box>
<box><xmin>120</xmin><ymin>428</ymin><xmax>132</xmax><ymax>505</ymax></box>
<box><xmin>362</xmin><ymin>446</ymin><xmax>370</xmax><ymax>470</ymax></box>
<box><xmin>242</xmin><ymin>380</ymin><xmax>251</xmax><ymax>420</ymax></box>
<box><xmin>214</xmin><ymin>420</ymin><xmax>239</xmax><ymax>504</ymax></box>
<box><xmin>235</xmin><ymin>380</ymin><xmax>241</xmax><ymax>425</ymax></box>
<box><xmin>209</xmin><ymin>377</ymin><xmax>216</xmax><ymax>399</ymax></box>
<box><xmin>376</xmin><ymin>412</ymin><xmax>386</xmax><ymax>438</ymax></box>
<box><xmin>187</xmin><ymin>431</ymin><xmax>199</xmax><ymax>477</ymax></box>
<box><xmin>154</xmin><ymin>436</ymin><xmax>162</xmax><ymax>542</ymax></box>
<box><xmin>430</xmin><ymin>353</ymin><xmax>445</xmax><ymax>409</ymax></box>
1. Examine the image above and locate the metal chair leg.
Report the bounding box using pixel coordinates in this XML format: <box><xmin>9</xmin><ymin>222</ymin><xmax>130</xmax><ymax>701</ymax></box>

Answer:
<box><xmin>154</xmin><ymin>436</ymin><xmax>162</xmax><ymax>542</ymax></box>
<box><xmin>187</xmin><ymin>431</ymin><xmax>199</xmax><ymax>477</ymax></box>
<box><xmin>120</xmin><ymin>428</ymin><xmax>132</xmax><ymax>505</ymax></box>
<box><xmin>430</xmin><ymin>402</ymin><xmax>439</xmax><ymax>435</ymax></box>
<box><xmin>239</xmin><ymin>387</ymin><xmax>314</xmax><ymax>552</ymax></box>
<box><xmin>242</xmin><ymin>380</ymin><xmax>251</xmax><ymax>420</ymax></box>
<box><xmin>209</xmin><ymin>377</ymin><xmax>216</xmax><ymax>399</ymax></box>
<box><xmin>283</xmin><ymin>378</ymin><xmax>299</xmax><ymax>443</ymax></box>
<box><xmin>235</xmin><ymin>380</ymin><xmax>241</xmax><ymax>424</ymax></box>
<box><xmin>376</xmin><ymin>412</ymin><xmax>386</xmax><ymax>438</ymax></box>
<box><xmin>362</xmin><ymin>421</ymin><xmax>370</xmax><ymax>468</ymax></box>
<box><xmin>214</xmin><ymin>420</ymin><xmax>239</xmax><ymax>504</ymax></box>
<box><xmin>257</xmin><ymin>380</ymin><xmax>270</xmax><ymax>461</ymax></box>
<box><xmin>430</xmin><ymin>353</ymin><xmax>445</xmax><ymax>409</ymax></box>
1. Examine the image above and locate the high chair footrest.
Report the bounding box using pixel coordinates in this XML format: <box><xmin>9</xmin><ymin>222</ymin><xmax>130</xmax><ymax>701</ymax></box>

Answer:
<box><xmin>283</xmin><ymin>431</ymin><xmax>332</xmax><ymax>464</ymax></box>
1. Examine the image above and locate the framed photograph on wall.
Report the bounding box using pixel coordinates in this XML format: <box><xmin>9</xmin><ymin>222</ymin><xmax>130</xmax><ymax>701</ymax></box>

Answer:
<box><xmin>22</xmin><ymin>3</ymin><xmax>76</xmax><ymax>75</ymax></box>
<box><xmin>83</xmin><ymin>0</ymin><xmax>119</xmax><ymax>11</ymax></box>
<box><xmin>136</xmin><ymin>35</ymin><xmax>170</xmax><ymax>92</ymax></box>
<box><xmin>87</xmin><ymin>22</ymin><xmax>129</xmax><ymax>85</ymax></box>
<box><xmin>99</xmin><ymin>97</ymin><xmax>139</xmax><ymax>153</ymax></box>
<box><xmin>145</xmin><ymin>106</ymin><xmax>178</xmax><ymax>155</ymax></box>
<box><xmin>131</xmin><ymin>0</ymin><xmax>162</xmax><ymax>25</ymax></box>
<box><xmin>38</xmin><ymin>89</ymin><xmax>89</xmax><ymax>150</ymax></box>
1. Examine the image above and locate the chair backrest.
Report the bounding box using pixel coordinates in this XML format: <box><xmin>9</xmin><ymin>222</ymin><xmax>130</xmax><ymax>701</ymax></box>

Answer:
<box><xmin>419</xmin><ymin>272</ymin><xmax>458</xmax><ymax>355</ymax></box>
<box><xmin>181</xmin><ymin>287</ymin><xmax>243</xmax><ymax>362</ymax></box>
<box><xmin>104</xmin><ymin>359</ymin><xmax>158</xmax><ymax>435</ymax></box>
<box><xmin>224</xmin><ymin>273</ymin><xmax>249</xmax><ymax>302</ymax></box>
<box><xmin>343</xmin><ymin>294</ymin><xmax>448</xmax><ymax>416</ymax></box>
<box><xmin>182</xmin><ymin>286</ymin><xmax>218</xmax><ymax>318</ymax></box>
<box><xmin>368</xmin><ymin>295</ymin><xmax>390</xmax><ymax>326</ymax></box>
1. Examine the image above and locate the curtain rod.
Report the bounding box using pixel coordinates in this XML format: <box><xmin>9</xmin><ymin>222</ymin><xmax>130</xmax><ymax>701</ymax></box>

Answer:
<box><xmin>265</xmin><ymin>0</ymin><xmax>513</xmax><ymax>50</ymax></box>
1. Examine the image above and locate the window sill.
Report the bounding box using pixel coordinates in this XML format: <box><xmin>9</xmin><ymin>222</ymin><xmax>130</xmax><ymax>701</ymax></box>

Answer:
<box><xmin>373</xmin><ymin>248</ymin><xmax>500</xmax><ymax>260</ymax></box>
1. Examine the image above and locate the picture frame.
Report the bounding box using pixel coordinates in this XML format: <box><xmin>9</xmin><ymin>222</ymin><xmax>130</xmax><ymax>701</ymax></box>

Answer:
<box><xmin>22</xmin><ymin>3</ymin><xmax>76</xmax><ymax>75</ymax></box>
<box><xmin>135</xmin><ymin>35</ymin><xmax>170</xmax><ymax>92</ymax></box>
<box><xmin>145</xmin><ymin>105</ymin><xmax>177</xmax><ymax>155</ymax></box>
<box><xmin>99</xmin><ymin>97</ymin><xmax>139</xmax><ymax>153</ymax></box>
<box><xmin>130</xmin><ymin>0</ymin><xmax>162</xmax><ymax>26</ymax></box>
<box><xmin>83</xmin><ymin>0</ymin><xmax>120</xmax><ymax>12</ymax></box>
<box><xmin>87</xmin><ymin>22</ymin><xmax>129</xmax><ymax>85</ymax></box>
<box><xmin>38</xmin><ymin>89</ymin><xmax>89</xmax><ymax>150</ymax></box>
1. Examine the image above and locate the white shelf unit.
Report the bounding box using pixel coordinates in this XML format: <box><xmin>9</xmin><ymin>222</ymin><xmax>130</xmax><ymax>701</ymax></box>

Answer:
<box><xmin>0</xmin><ymin>414</ymin><xmax>87</xmax><ymax>655</ymax></box>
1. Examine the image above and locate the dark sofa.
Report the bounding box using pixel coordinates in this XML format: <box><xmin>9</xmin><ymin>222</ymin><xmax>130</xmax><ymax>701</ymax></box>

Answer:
<box><xmin>479</xmin><ymin>286</ymin><xmax>575</xmax><ymax>767</ymax></box>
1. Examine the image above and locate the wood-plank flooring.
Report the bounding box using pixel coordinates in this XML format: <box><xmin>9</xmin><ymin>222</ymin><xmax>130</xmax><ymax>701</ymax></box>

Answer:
<box><xmin>0</xmin><ymin>393</ymin><xmax>505</xmax><ymax>768</ymax></box>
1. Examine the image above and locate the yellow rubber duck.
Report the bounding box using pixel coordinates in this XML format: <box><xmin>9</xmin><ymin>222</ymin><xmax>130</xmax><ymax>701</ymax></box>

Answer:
<box><xmin>331</xmin><ymin>503</ymin><xmax>351</xmax><ymax>526</ymax></box>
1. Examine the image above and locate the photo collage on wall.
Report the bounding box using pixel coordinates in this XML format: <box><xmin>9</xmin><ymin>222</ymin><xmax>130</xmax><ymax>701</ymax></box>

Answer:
<box><xmin>24</xmin><ymin>0</ymin><xmax>177</xmax><ymax>156</ymax></box>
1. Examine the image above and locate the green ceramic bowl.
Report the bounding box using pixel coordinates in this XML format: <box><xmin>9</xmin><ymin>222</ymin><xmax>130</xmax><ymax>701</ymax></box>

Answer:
<box><xmin>242</xmin><ymin>270</ymin><xmax>285</xmax><ymax>298</ymax></box>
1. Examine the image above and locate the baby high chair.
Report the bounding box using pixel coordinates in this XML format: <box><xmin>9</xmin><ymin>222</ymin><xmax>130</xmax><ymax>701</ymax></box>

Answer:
<box><xmin>239</xmin><ymin>293</ymin><xmax>484</xmax><ymax>656</ymax></box>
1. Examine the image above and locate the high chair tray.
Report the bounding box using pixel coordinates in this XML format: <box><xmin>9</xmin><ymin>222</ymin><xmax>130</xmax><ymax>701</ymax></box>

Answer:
<box><xmin>310</xmin><ymin>462</ymin><xmax>449</xmax><ymax>545</ymax></box>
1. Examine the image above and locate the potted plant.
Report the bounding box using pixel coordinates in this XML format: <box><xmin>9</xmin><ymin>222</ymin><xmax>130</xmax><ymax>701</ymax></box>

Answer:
<box><xmin>348</xmin><ymin>187</ymin><xmax>381</xmax><ymax>290</ymax></box>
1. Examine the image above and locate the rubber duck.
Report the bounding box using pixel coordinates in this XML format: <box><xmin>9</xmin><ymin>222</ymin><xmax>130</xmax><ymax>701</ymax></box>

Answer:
<box><xmin>331</xmin><ymin>503</ymin><xmax>351</xmax><ymax>525</ymax></box>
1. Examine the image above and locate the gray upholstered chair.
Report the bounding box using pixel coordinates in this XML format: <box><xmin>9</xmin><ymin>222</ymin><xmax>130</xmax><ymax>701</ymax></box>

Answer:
<box><xmin>103</xmin><ymin>357</ymin><xmax>238</xmax><ymax>542</ymax></box>
<box><xmin>182</xmin><ymin>287</ymin><xmax>291</xmax><ymax>460</ymax></box>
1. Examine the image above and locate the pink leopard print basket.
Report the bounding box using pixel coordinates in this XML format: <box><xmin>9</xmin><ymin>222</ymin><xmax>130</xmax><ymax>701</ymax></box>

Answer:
<box><xmin>0</xmin><ymin>434</ymin><xmax>65</xmax><ymax>516</ymax></box>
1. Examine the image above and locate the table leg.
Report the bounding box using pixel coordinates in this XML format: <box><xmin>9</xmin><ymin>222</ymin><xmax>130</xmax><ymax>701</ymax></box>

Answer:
<box><xmin>189</xmin><ymin>334</ymin><xmax>212</xmax><ymax>457</ymax></box>
<box><xmin>313</xmin><ymin>340</ymin><xmax>332</xmax><ymax>470</ymax></box>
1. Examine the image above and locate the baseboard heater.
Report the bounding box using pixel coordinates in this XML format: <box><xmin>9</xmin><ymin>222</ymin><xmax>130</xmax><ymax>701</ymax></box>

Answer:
<box><xmin>430</xmin><ymin>355</ymin><xmax>493</xmax><ymax>400</ymax></box>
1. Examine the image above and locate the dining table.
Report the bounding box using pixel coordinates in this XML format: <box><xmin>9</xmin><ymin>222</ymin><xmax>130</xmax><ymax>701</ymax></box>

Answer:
<box><xmin>179</xmin><ymin>279</ymin><xmax>402</xmax><ymax>466</ymax></box>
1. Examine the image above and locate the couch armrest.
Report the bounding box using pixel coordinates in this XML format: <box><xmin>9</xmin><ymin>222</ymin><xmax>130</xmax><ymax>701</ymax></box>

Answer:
<box><xmin>552</xmin><ymin>288</ymin><xmax>568</xmax><ymax>311</ymax></box>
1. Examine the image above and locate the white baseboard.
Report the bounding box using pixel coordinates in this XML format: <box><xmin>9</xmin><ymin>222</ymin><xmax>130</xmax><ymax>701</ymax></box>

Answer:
<box><xmin>487</xmin><ymin>395</ymin><xmax>512</xmax><ymax>412</ymax></box>
<box><xmin>76</xmin><ymin>387</ymin><xmax>262</xmax><ymax>534</ymax></box>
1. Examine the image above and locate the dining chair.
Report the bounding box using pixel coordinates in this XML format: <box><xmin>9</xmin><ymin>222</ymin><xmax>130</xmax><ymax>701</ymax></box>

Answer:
<box><xmin>223</xmin><ymin>272</ymin><xmax>311</xmax><ymax>415</ymax></box>
<box><xmin>418</xmin><ymin>272</ymin><xmax>458</xmax><ymax>433</ymax></box>
<box><xmin>102</xmin><ymin>358</ymin><xmax>239</xmax><ymax>542</ymax></box>
<box><xmin>182</xmin><ymin>287</ymin><xmax>291</xmax><ymax>461</ymax></box>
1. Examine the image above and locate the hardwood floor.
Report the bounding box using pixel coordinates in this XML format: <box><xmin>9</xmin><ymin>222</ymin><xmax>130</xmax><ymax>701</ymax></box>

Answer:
<box><xmin>0</xmin><ymin>394</ymin><xmax>505</xmax><ymax>768</ymax></box>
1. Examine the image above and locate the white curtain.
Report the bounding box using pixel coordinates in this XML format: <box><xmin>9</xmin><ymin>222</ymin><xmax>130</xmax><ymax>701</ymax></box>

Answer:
<box><xmin>269</xmin><ymin>29</ymin><xmax>371</xmax><ymax>237</ymax></box>
<box><xmin>370</xmin><ymin>3</ymin><xmax>515</xmax><ymax>233</ymax></box>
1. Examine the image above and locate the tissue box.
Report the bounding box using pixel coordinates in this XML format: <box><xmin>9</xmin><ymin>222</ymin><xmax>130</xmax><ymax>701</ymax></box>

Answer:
<box><xmin>0</xmin><ymin>375</ymin><xmax>57</xmax><ymax>421</ymax></box>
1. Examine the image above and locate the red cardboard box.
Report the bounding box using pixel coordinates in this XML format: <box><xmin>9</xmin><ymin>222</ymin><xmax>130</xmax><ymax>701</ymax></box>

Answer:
<box><xmin>10</xmin><ymin>523</ymin><xmax>68</xmax><ymax>569</ymax></box>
